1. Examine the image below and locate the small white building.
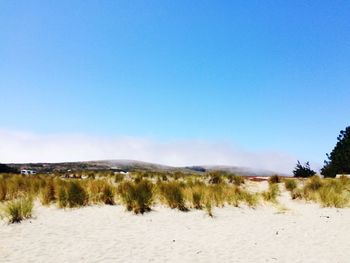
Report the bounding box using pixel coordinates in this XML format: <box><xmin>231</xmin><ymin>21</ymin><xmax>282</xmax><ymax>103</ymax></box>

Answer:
<box><xmin>21</xmin><ymin>169</ymin><xmax>36</xmax><ymax>175</ymax></box>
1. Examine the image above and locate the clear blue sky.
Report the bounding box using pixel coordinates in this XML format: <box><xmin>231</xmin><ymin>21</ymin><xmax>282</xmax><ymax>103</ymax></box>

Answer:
<box><xmin>1</xmin><ymin>1</ymin><xmax>349</xmax><ymax>165</ymax></box>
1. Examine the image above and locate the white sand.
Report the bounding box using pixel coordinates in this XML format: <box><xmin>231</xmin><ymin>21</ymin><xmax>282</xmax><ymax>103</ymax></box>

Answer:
<box><xmin>1</xmin><ymin>184</ymin><xmax>350</xmax><ymax>263</ymax></box>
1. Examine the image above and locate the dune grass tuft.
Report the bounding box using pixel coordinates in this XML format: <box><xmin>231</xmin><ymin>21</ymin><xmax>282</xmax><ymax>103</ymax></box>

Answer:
<box><xmin>268</xmin><ymin>175</ymin><xmax>281</xmax><ymax>184</ymax></box>
<box><xmin>284</xmin><ymin>179</ymin><xmax>297</xmax><ymax>192</ymax></box>
<box><xmin>0</xmin><ymin>179</ymin><xmax>7</xmax><ymax>201</ymax></box>
<box><xmin>40</xmin><ymin>179</ymin><xmax>56</xmax><ymax>205</ymax></box>
<box><xmin>158</xmin><ymin>181</ymin><xmax>188</xmax><ymax>211</ymax></box>
<box><xmin>118</xmin><ymin>179</ymin><xmax>154</xmax><ymax>214</ymax></box>
<box><xmin>102</xmin><ymin>184</ymin><xmax>115</xmax><ymax>205</ymax></box>
<box><xmin>2</xmin><ymin>196</ymin><xmax>34</xmax><ymax>223</ymax></box>
<box><xmin>262</xmin><ymin>183</ymin><xmax>280</xmax><ymax>203</ymax></box>
<box><xmin>318</xmin><ymin>186</ymin><xmax>349</xmax><ymax>208</ymax></box>
<box><xmin>228</xmin><ymin>175</ymin><xmax>245</xmax><ymax>186</ymax></box>
<box><xmin>67</xmin><ymin>181</ymin><xmax>88</xmax><ymax>208</ymax></box>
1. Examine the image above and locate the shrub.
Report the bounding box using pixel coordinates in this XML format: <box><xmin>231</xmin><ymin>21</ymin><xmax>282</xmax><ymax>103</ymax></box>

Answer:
<box><xmin>158</xmin><ymin>182</ymin><xmax>188</xmax><ymax>211</ymax></box>
<box><xmin>293</xmin><ymin>161</ymin><xmax>316</xmax><ymax>178</ymax></box>
<box><xmin>284</xmin><ymin>179</ymin><xmax>297</xmax><ymax>192</ymax></box>
<box><xmin>67</xmin><ymin>181</ymin><xmax>88</xmax><ymax>207</ymax></box>
<box><xmin>3</xmin><ymin>197</ymin><xmax>33</xmax><ymax>223</ymax></box>
<box><xmin>321</xmin><ymin>126</ymin><xmax>350</xmax><ymax>177</ymax></box>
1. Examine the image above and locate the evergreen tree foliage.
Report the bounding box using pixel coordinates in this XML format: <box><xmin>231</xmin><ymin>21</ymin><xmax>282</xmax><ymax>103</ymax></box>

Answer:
<box><xmin>293</xmin><ymin>161</ymin><xmax>316</xmax><ymax>178</ymax></box>
<box><xmin>321</xmin><ymin>126</ymin><xmax>350</xmax><ymax>177</ymax></box>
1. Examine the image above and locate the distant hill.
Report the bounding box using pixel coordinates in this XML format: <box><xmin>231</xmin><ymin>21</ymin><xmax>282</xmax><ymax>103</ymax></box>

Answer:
<box><xmin>5</xmin><ymin>159</ymin><xmax>281</xmax><ymax>176</ymax></box>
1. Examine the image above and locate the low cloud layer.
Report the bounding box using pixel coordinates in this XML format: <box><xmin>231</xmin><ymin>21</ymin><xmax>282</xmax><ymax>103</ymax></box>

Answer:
<box><xmin>0</xmin><ymin>129</ymin><xmax>298</xmax><ymax>174</ymax></box>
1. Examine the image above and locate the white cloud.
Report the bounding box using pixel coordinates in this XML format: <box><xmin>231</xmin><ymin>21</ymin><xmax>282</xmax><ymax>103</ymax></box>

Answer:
<box><xmin>0</xmin><ymin>129</ymin><xmax>298</xmax><ymax>174</ymax></box>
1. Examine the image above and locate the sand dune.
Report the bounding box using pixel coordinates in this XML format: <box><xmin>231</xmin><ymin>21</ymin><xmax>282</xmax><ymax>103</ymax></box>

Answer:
<box><xmin>1</xmin><ymin>185</ymin><xmax>350</xmax><ymax>263</ymax></box>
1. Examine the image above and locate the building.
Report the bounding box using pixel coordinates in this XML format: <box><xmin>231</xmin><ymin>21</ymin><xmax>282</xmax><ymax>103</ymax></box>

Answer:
<box><xmin>20</xmin><ymin>169</ymin><xmax>36</xmax><ymax>175</ymax></box>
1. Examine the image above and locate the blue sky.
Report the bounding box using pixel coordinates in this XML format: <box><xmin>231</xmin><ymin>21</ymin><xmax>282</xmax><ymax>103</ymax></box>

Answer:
<box><xmin>0</xmin><ymin>1</ymin><xmax>349</xmax><ymax>171</ymax></box>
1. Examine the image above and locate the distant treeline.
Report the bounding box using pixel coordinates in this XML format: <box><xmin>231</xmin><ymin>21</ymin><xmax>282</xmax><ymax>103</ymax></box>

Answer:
<box><xmin>0</xmin><ymin>164</ymin><xmax>19</xmax><ymax>174</ymax></box>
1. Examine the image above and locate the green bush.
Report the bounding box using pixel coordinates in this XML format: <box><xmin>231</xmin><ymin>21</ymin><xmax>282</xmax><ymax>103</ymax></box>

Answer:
<box><xmin>321</xmin><ymin>126</ymin><xmax>350</xmax><ymax>178</ymax></box>
<box><xmin>293</xmin><ymin>161</ymin><xmax>316</xmax><ymax>178</ymax></box>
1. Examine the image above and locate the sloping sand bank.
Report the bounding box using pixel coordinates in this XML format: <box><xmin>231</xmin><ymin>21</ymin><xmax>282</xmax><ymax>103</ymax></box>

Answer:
<box><xmin>1</xmin><ymin>199</ymin><xmax>350</xmax><ymax>263</ymax></box>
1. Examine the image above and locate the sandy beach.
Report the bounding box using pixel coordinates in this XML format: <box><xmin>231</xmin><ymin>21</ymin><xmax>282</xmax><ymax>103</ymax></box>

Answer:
<box><xmin>1</xmin><ymin>183</ymin><xmax>349</xmax><ymax>263</ymax></box>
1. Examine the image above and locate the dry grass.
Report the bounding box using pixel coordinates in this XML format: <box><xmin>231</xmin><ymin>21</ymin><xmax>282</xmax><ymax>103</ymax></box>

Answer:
<box><xmin>284</xmin><ymin>179</ymin><xmax>298</xmax><ymax>192</ymax></box>
<box><xmin>118</xmin><ymin>179</ymin><xmax>154</xmax><ymax>214</ymax></box>
<box><xmin>1</xmin><ymin>172</ymin><xmax>349</xmax><ymax>222</ymax></box>
<box><xmin>40</xmin><ymin>179</ymin><xmax>56</xmax><ymax>205</ymax></box>
<box><xmin>262</xmin><ymin>183</ymin><xmax>280</xmax><ymax>203</ymax></box>
<box><xmin>158</xmin><ymin>181</ymin><xmax>188</xmax><ymax>211</ymax></box>
<box><xmin>268</xmin><ymin>175</ymin><xmax>281</xmax><ymax>184</ymax></box>
<box><xmin>228</xmin><ymin>175</ymin><xmax>245</xmax><ymax>186</ymax></box>
<box><xmin>1</xmin><ymin>196</ymin><xmax>34</xmax><ymax>223</ymax></box>
<box><xmin>291</xmin><ymin>176</ymin><xmax>350</xmax><ymax>208</ymax></box>
<box><xmin>67</xmin><ymin>181</ymin><xmax>88</xmax><ymax>208</ymax></box>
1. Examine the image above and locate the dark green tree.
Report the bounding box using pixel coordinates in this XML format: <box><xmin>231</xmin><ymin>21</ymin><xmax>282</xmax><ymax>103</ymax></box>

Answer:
<box><xmin>293</xmin><ymin>161</ymin><xmax>316</xmax><ymax>178</ymax></box>
<box><xmin>0</xmin><ymin>163</ymin><xmax>19</xmax><ymax>173</ymax></box>
<box><xmin>321</xmin><ymin>126</ymin><xmax>350</xmax><ymax>177</ymax></box>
